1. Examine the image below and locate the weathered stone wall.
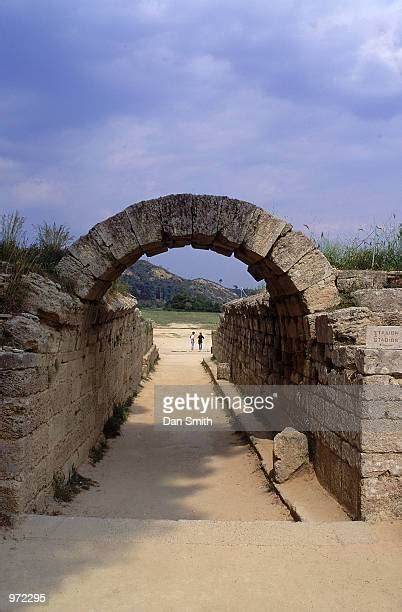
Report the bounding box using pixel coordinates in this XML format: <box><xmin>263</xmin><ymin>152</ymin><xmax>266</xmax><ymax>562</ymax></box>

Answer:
<box><xmin>212</xmin><ymin>285</ymin><xmax>402</xmax><ymax>520</ymax></box>
<box><xmin>0</xmin><ymin>273</ymin><xmax>157</xmax><ymax>525</ymax></box>
<box><xmin>336</xmin><ymin>269</ymin><xmax>402</xmax><ymax>291</ymax></box>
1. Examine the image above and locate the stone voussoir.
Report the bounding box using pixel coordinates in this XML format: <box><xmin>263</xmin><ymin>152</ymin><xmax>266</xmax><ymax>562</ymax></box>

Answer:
<box><xmin>234</xmin><ymin>208</ymin><xmax>291</xmax><ymax>265</ymax></box>
<box><xmin>159</xmin><ymin>193</ymin><xmax>193</xmax><ymax>247</ymax></box>
<box><xmin>125</xmin><ymin>198</ymin><xmax>166</xmax><ymax>256</ymax></box>
<box><xmin>211</xmin><ymin>197</ymin><xmax>257</xmax><ymax>256</ymax></box>
<box><xmin>91</xmin><ymin>209</ymin><xmax>143</xmax><ymax>266</ymax></box>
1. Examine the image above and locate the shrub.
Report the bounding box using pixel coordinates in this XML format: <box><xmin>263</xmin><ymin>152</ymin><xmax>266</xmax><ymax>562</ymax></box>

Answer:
<box><xmin>165</xmin><ymin>291</ymin><xmax>221</xmax><ymax>312</ymax></box>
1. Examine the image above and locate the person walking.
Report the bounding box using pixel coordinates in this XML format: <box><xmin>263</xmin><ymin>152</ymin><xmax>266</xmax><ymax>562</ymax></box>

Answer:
<box><xmin>190</xmin><ymin>331</ymin><xmax>195</xmax><ymax>351</ymax></box>
<box><xmin>198</xmin><ymin>331</ymin><xmax>204</xmax><ymax>351</ymax></box>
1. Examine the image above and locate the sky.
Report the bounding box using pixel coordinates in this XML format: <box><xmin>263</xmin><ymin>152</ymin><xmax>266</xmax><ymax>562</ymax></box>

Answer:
<box><xmin>0</xmin><ymin>0</ymin><xmax>401</xmax><ymax>287</ymax></box>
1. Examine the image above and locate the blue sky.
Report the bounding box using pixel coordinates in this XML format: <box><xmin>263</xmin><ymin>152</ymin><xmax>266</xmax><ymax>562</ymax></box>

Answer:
<box><xmin>1</xmin><ymin>0</ymin><xmax>401</xmax><ymax>286</ymax></box>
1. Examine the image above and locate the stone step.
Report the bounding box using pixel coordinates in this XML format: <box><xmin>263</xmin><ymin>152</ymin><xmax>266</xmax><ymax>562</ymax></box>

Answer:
<box><xmin>2</xmin><ymin>515</ymin><xmax>401</xmax><ymax>612</ymax></box>
<box><xmin>10</xmin><ymin>514</ymin><xmax>399</xmax><ymax>546</ymax></box>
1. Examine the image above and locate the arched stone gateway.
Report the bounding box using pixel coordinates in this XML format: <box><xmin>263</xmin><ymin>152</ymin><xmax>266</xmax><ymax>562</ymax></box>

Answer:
<box><xmin>3</xmin><ymin>193</ymin><xmax>399</xmax><ymax>526</ymax></box>
<box><xmin>57</xmin><ymin>194</ymin><xmax>340</xmax><ymax>314</ymax></box>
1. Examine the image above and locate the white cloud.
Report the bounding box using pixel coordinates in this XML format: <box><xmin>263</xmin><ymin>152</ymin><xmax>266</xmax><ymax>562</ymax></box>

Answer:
<box><xmin>1</xmin><ymin>0</ymin><xmax>401</xmax><ymax>247</ymax></box>
<box><xmin>12</xmin><ymin>178</ymin><xmax>65</xmax><ymax>206</ymax></box>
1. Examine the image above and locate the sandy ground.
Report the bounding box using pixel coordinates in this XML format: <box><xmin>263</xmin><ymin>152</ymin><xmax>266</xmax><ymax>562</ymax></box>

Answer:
<box><xmin>54</xmin><ymin>326</ymin><xmax>290</xmax><ymax>521</ymax></box>
<box><xmin>2</xmin><ymin>326</ymin><xmax>402</xmax><ymax>611</ymax></box>
<box><xmin>2</xmin><ymin>517</ymin><xmax>402</xmax><ymax>612</ymax></box>
<box><xmin>152</xmin><ymin>325</ymin><xmax>214</xmax><ymax>354</ymax></box>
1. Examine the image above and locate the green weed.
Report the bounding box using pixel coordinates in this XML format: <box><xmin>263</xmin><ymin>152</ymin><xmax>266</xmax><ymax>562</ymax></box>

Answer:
<box><xmin>103</xmin><ymin>397</ymin><xmax>133</xmax><ymax>438</ymax></box>
<box><xmin>53</xmin><ymin>467</ymin><xmax>97</xmax><ymax>502</ymax></box>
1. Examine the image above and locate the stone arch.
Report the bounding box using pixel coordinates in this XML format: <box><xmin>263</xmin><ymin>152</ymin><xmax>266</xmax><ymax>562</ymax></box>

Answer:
<box><xmin>56</xmin><ymin>194</ymin><xmax>339</xmax><ymax>314</ymax></box>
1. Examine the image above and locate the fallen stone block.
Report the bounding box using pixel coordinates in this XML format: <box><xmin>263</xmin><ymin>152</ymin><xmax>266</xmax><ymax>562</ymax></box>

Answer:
<box><xmin>273</xmin><ymin>427</ymin><xmax>309</xmax><ymax>483</ymax></box>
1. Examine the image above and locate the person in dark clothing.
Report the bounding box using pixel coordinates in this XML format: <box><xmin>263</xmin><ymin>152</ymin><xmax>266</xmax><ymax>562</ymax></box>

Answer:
<box><xmin>198</xmin><ymin>332</ymin><xmax>204</xmax><ymax>351</ymax></box>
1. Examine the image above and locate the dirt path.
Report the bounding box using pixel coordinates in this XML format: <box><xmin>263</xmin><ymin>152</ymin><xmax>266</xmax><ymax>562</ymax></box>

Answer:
<box><xmin>55</xmin><ymin>326</ymin><xmax>290</xmax><ymax>521</ymax></box>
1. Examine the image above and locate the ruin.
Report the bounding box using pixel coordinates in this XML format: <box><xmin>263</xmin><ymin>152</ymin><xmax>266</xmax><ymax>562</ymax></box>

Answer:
<box><xmin>1</xmin><ymin>194</ymin><xmax>401</xmax><ymax>525</ymax></box>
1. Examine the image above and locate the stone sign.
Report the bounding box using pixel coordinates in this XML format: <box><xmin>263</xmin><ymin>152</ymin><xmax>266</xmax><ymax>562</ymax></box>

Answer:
<box><xmin>366</xmin><ymin>326</ymin><xmax>402</xmax><ymax>349</ymax></box>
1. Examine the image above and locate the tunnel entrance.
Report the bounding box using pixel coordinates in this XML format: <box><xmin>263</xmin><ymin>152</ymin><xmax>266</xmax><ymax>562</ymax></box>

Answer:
<box><xmin>2</xmin><ymin>195</ymin><xmax>398</xmax><ymax>524</ymax></box>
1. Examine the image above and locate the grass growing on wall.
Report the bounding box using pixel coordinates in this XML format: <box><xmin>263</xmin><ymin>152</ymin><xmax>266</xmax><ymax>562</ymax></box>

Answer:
<box><xmin>307</xmin><ymin>217</ymin><xmax>401</xmax><ymax>271</ymax></box>
<box><xmin>53</xmin><ymin>468</ymin><xmax>97</xmax><ymax>503</ymax></box>
<box><xmin>0</xmin><ymin>211</ymin><xmax>74</xmax><ymax>312</ymax></box>
<box><xmin>103</xmin><ymin>397</ymin><xmax>133</xmax><ymax>438</ymax></box>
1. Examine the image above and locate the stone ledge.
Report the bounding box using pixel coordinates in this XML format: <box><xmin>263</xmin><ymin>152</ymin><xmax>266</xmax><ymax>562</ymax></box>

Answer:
<box><xmin>202</xmin><ymin>357</ymin><xmax>350</xmax><ymax>522</ymax></box>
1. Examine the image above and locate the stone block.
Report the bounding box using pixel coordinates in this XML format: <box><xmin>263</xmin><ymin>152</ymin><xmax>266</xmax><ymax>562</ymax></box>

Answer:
<box><xmin>0</xmin><ymin>395</ymin><xmax>50</xmax><ymax>439</ymax></box>
<box><xmin>355</xmin><ymin>348</ymin><xmax>402</xmax><ymax>375</ymax></box>
<box><xmin>273</xmin><ymin>427</ymin><xmax>309</xmax><ymax>483</ymax></box>
<box><xmin>16</xmin><ymin>274</ymin><xmax>83</xmax><ymax>326</ymax></box>
<box><xmin>212</xmin><ymin>198</ymin><xmax>257</xmax><ymax>256</ymax></box>
<box><xmin>300</xmin><ymin>277</ymin><xmax>340</xmax><ymax>313</ymax></box>
<box><xmin>0</xmin><ymin>351</ymin><xmax>40</xmax><ymax>370</ymax></box>
<box><xmin>0</xmin><ymin>480</ymin><xmax>23</xmax><ymax>518</ymax></box>
<box><xmin>191</xmin><ymin>195</ymin><xmax>221</xmax><ymax>248</ymax></box>
<box><xmin>68</xmin><ymin>232</ymin><xmax>124</xmax><ymax>281</ymax></box>
<box><xmin>216</xmin><ymin>362</ymin><xmax>231</xmax><ymax>380</ymax></box>
<box><xmin>330</xmin><ymin>345</ymin><xmax>358</xmax><ymax>368</ymax></box>
<box><xmin>315</xmin><ymin>307</ymin><xmax>379</xmax><ymax>345</ymax></box>
<box><xmin>160</xmin><ymin>194</ymin><xmax>193</xmax><ymax>247</ymax></box>
<box><xmin>0</xmin><ymin>367</ymin><xmax>49</xmax><ymax>397</ymax></box>
<box><xmin>360</xmin><ymin>426</ymin><xmax>402</xmax><ymax>453</ymax></box>
<box><xmin>336</xmin><ymin>270</ymin><xmax>388</xmax><ymax>291</ymax></box>
<box><xmin>361</xmin><ymin>452</ymin><xmax>402</xmax><ymax>477</ymax></box>
<box><xmin>266</xmin><ymin>231</ymin><xmax>315</xmax><ymax>274</ymax></box>
<box><xmin>56</xmin><ymin>255</ymin><xmax>110</xmax><ymax>301</ymax></box>
<box><xmin>0</xmin><ymin>438</ymin><xmax>24</xmax><ymax>478</ymax></box>
<box><xmin>360</xmin><ymin>476</ymin><xmax>402</xmax><ymax>521</ymax></box>
<box><xmin>278</xmin><ymin>249</ymin><xmax>334</xmax><ymax>293</ymax></box>
<box><xmin>91</xmin><ymin>210</ymin><xmax>143</xmax><ymax>265</ymax></box>
<box><xmin>235</xmin><ymin>209</ymin><xmax>290</xmax><ymax>265</ymax></box>
<box><xmin>352</xmin><ymin>288</ymin><xmax>402</xmax><ymax>312</ymax></box>
<box><xmin>125</xmin><ymin>198</ymin><xmax>167</xmax><ymax>255</ymax></box>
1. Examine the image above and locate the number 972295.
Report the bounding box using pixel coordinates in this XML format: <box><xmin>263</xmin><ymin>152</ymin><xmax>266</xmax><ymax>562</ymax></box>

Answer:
<box><xmin>9</xmin><ymin>593</ymin><xmax>47</xmax><ymax>604</ymax></box>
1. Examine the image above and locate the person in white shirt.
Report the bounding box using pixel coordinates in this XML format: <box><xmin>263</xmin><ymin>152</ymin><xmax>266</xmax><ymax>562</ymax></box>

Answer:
<box><xmin>190</xmin><ymin>331</ymin><xmax>195</xmax><ymax>351</ymax></box>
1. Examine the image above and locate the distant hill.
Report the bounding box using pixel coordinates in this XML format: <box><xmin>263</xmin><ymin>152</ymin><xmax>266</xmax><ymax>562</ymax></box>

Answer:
<box><xmin>121</xmin><ymin>260</ymin><xmax>239</xmax><ymax>308</ymax></box>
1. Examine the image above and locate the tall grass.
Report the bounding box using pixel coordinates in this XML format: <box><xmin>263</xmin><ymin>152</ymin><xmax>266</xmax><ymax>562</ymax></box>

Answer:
<box><xmin>0</xmin><ymin>212</ymin><xmax>37</xmax><ymax>312</ymax></box>
<box><xmin>0</xmin><ymin>211</ymin><xmax>73</xmax><ymax>312</ymax></box>
<box><xmin>31</xmin><ymin>221</ymin><xmax>74</xmax><ymax>274</ymax></box>
<box><xmin>308</xmin><ymin>216</ymin><xmax>401</xmax><ymax>271</ymax></box>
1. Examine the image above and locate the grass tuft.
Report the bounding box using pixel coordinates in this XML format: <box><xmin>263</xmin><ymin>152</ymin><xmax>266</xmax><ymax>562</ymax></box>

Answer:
<box><xmin>103</xmin><ymin>397</ymin><xmax>133</xmax><ymax>438</ymax></box>
<box><xmin>89</xmin><ymin>437</ymin><xmax>109</xmax><ymax>465</ymax></box>
<box><xmin>53</xmin><ymin>467</ymin><xmax>97</xmax><ymax>502</ymax></box>
<box><xmin>0</xmin><ymin>212</ymin><xmax>75</xmax><ymax>312</ymax></box>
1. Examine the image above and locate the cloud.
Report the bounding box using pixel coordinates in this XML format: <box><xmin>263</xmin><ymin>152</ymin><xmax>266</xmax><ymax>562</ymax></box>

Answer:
<box><xmin>12</xmin><ymin>178</ymin><xmax>64</xmax><ymax>206</ymax></box>
<box><xmin>0</xmin><ymin>0</ymin><xmax>401</xmax><ymax>268</ymax></box>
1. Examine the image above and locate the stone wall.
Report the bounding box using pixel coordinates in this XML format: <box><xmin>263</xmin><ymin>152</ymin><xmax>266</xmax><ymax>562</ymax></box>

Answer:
<box><xmin>336</xmin><ymin>269</ymin><xmax>402</xmax><ymax>291</ymax></box>
<box><xmin>0</xmin><ymin>273</ymin><xmax>157</xmax><ymax>525</ymax></box>
<box><xmin>212</xmin><ymin>284</ymin><xmax>402</xmax><ymax>520</ymax></box>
